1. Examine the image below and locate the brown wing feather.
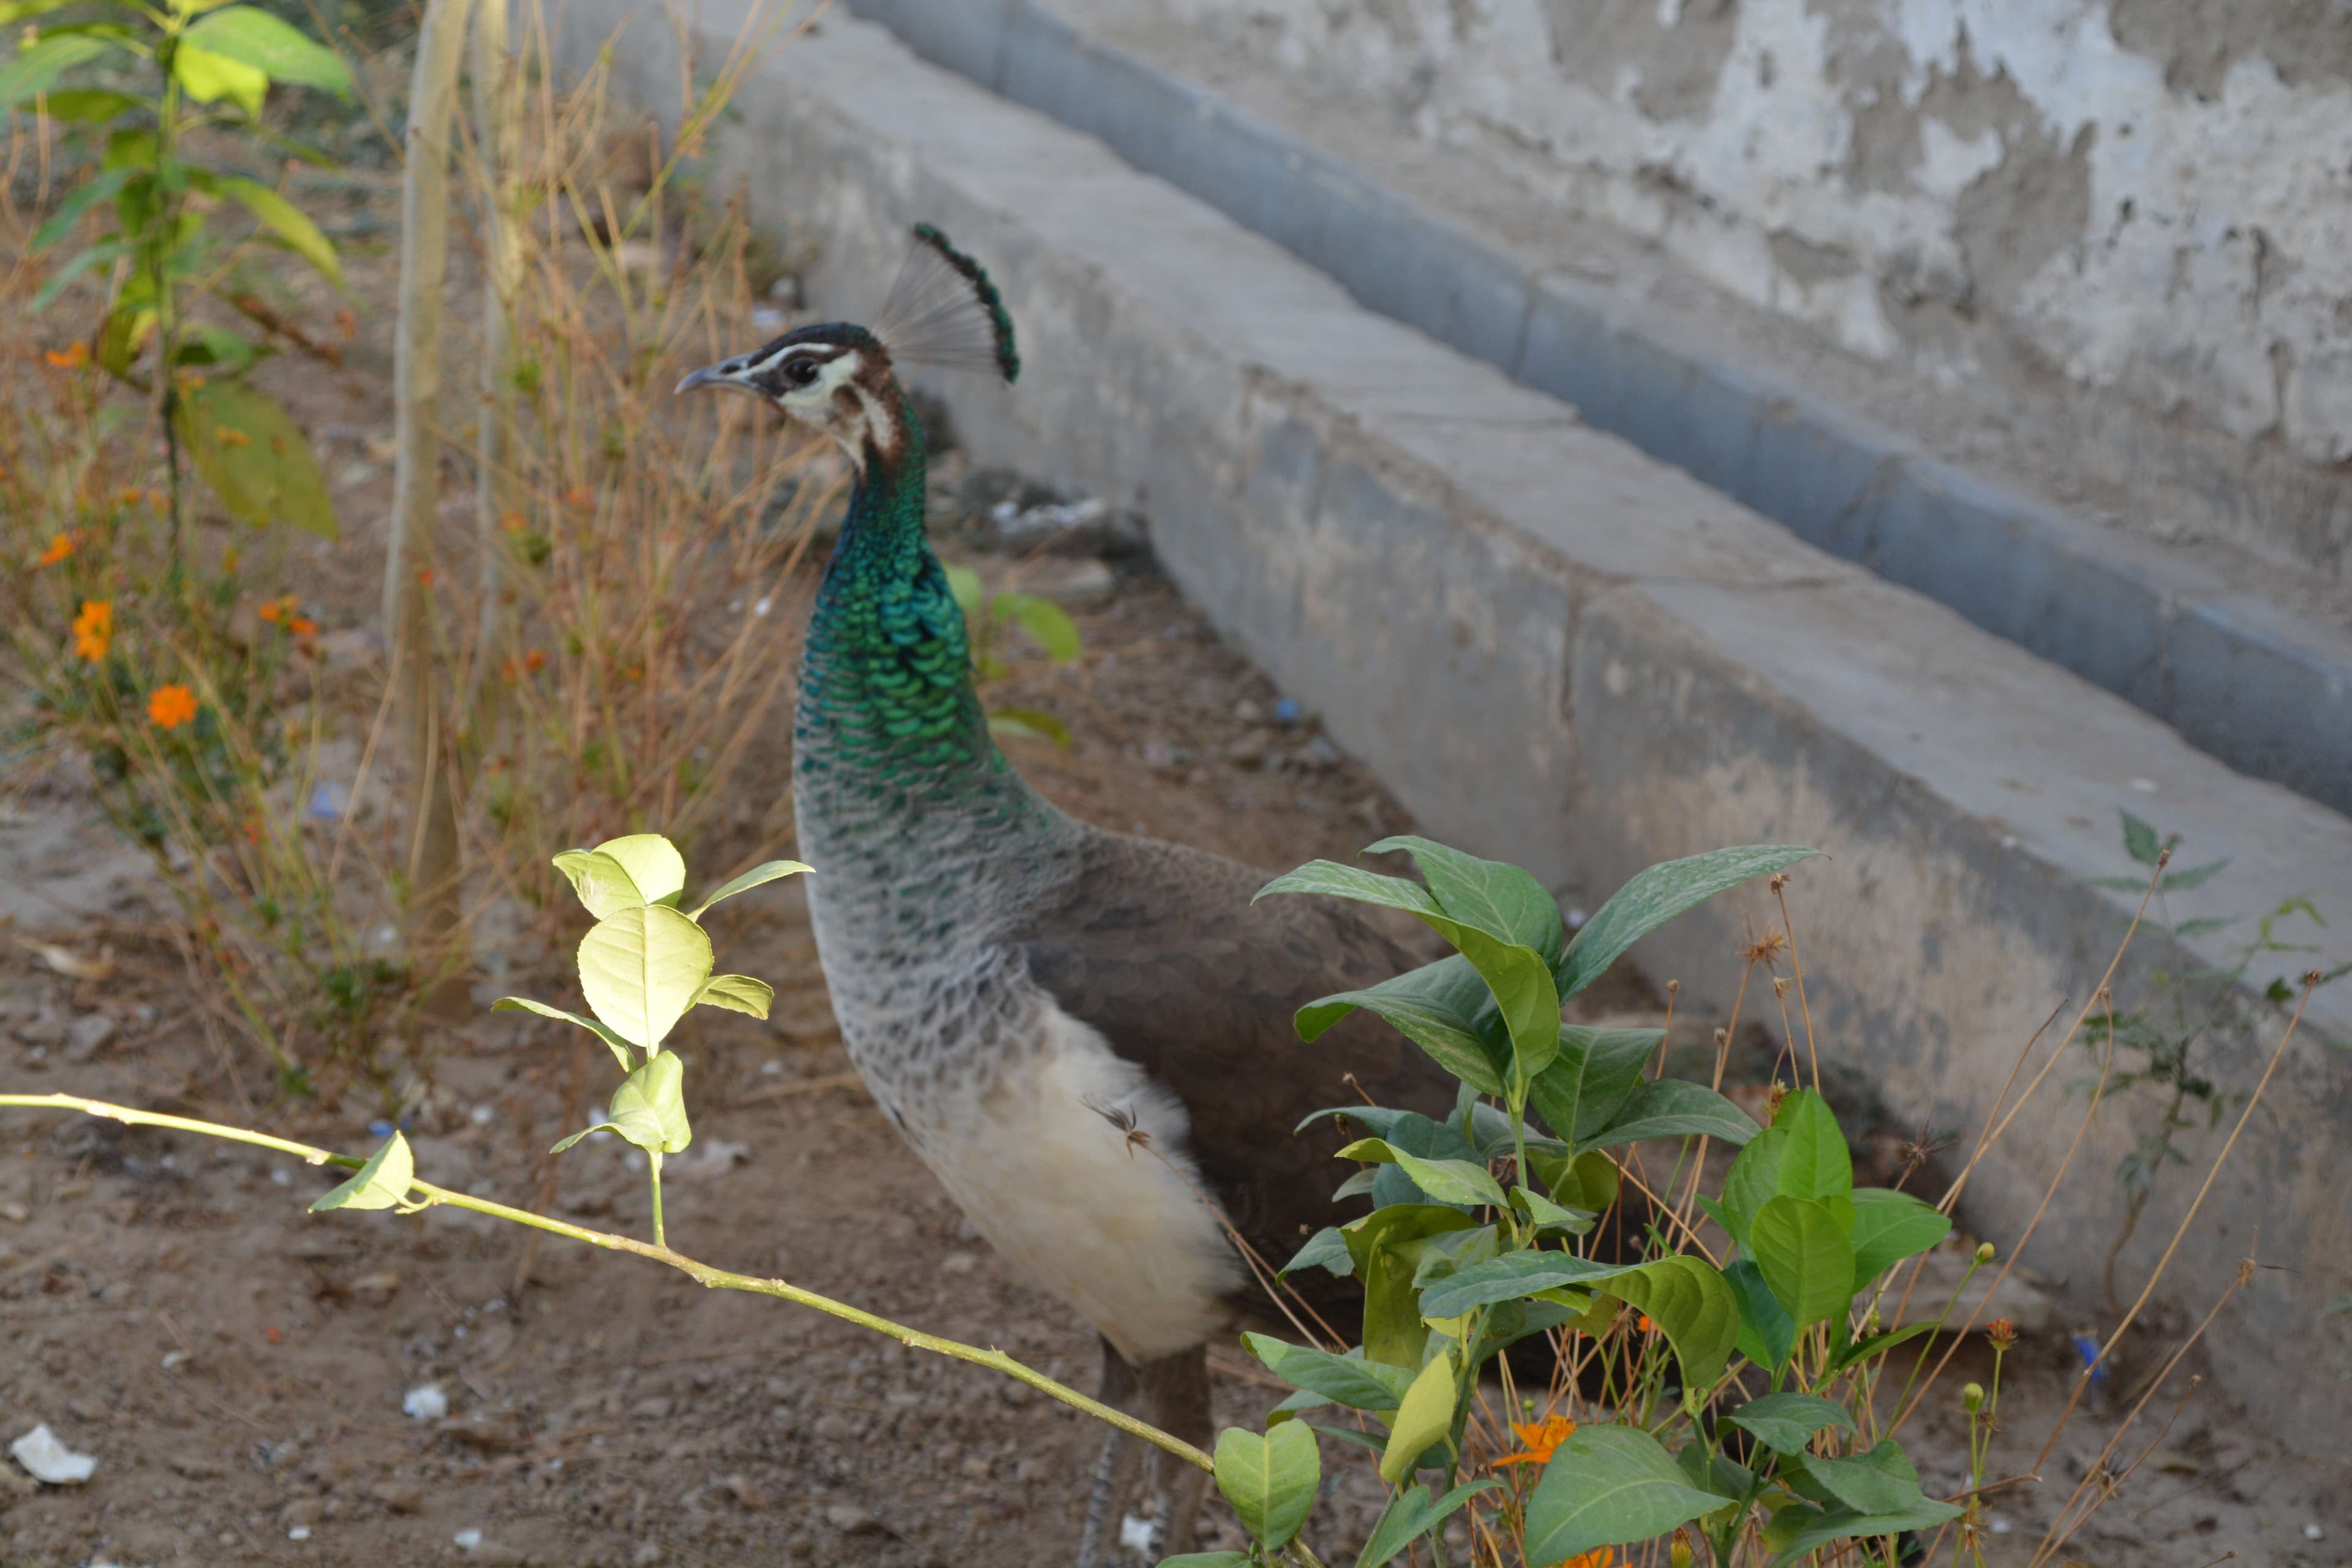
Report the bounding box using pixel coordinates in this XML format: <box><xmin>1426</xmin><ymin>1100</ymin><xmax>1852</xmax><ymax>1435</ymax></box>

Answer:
<box><xmin>1014</xmin><ymin>830</ymin><xmax>1460</xmax><ymax>1308</ymax></box>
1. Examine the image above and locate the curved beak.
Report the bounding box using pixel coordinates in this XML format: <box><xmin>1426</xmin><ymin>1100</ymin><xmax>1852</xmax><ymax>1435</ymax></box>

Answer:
<box><xmin>675</xmin><ymin>360</ymin><xmax>766</xmax><ymax>397</ymax></box>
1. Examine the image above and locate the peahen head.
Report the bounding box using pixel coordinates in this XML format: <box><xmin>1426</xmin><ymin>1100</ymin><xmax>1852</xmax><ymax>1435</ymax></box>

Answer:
<box><xmin>676</xmin><ymin>223</ymin><xmax>1018</xmax><ymax>470</ymax></box>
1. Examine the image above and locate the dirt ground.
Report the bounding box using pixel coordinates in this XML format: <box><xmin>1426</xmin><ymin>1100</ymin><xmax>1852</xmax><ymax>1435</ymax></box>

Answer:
<box><xmin>4</xmin><ymin>154</ymin><xmax>2348</xmax><ymax>1568</ymax></box>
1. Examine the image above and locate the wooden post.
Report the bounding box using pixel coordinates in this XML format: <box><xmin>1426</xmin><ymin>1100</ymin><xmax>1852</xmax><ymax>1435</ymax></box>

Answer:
<box><xmin>383</xmin><ymin>0</ymin><xmax>476</xmax><ymax>1006</ymax></box>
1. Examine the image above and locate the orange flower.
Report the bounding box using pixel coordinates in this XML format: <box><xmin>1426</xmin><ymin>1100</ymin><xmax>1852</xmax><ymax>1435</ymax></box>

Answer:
<box><xmin>258</xmin><ymin>594</ymin><xmax>298</xmax><ymax>625</ymax></box>
<box><xmin>289</xmin><ymin>616</ymin><xmax>318</xmax><ymax>638</ymax></box>
<box><xmin>71</xmin><ymin>598</ymin><xmax>111</xmax><ymax>662</ymax></box>
<box><xmin>500</xmin><ymin>508</ymin><xmax>527</xmax><ymax>533</ymax></box>
<box><xmin>44</xmin><ymin>341</ymin><xmax>89</xmax><ymax>369</ymax></box>
<box><xmin>1638</xmin><ymin>1314</ymin><xmax>1655</xmax><ymax>1332</ymax></box>
<box><xmin>36</xmin><ymin>532</ymin><xmax>74</xmax><ymax>567</ymax></box>
<box><xmin>417</xmin><ymin>568</ymin><xmax>435</xmax><ymax>587</ymax></box>
<box><xmin>1565</xmin><ymin>1551</ymin><xmax>1615</xmax><ymax>1568</ymax></box>
<box><xmin>116</xmin><ymin>486</ymin><xmax>143</xmax><ymax>506</ymax></box>
<box><xmin>148</xmin><ymin>684</ymin><xmax>198</xmax><ymax>730</ymax></box>
<box><xmin>523</xmin><ymin>649</ymin><xmax>546</xmax><ymax>673</ymax></box>
<box><xmin>1492</xmin><ymin>1413</ymin><xmax>1577</xmax><ymax>1468</ymax></box>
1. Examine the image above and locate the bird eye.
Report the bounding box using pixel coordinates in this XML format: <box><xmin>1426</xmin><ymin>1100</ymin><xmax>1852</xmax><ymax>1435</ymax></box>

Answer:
<box><xmin>783</xmin><ymin>359</ymin><xmax>821</xmax><ymax>388</ymax></box>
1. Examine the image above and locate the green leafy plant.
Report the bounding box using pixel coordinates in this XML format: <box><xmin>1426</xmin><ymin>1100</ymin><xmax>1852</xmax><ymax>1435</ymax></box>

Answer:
<box><xmin>943</xmin><ymin>560</ymin><xmax>1083</xmax><ymax>745</ymax></box>
<box><xmin>1</xmin><ymin>831</ymin><xmax>2312</xmax><ymax>1564</ymax></box>
<box><xmin>11</xmin><ymin>0</ymin><xmax>354</xmax><ymax>548</ymax></box>
<box><xmin>2083</xmin><ymin>809</ymin><xmax>2346</xmax><ymax>1317</ymax></box>
<box><xmin>491</xmin><ymin>832</ymin><xmax>805</xmax><ymax>1245</ymax></box>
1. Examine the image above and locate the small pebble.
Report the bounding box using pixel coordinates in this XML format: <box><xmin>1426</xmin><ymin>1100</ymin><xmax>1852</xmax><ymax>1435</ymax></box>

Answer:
<box><xmin>288</xmin><ymin>1526</ymin><xmax>312</xmax><ymax>1541</ymax></box>
<box><xmin>2307</xmin><ymin>1523</ymin><xmax>2326</xmax><ymax>1541</ymax></box>
<box><xmin>453</xmin><ymin>1527</ymin><xmax>484</xmax><ymax>1552</ymax></box>
<box><xmin>402</xmin><ymin>1384</ymin><xmax>448</xmax><ymax>1421</ymax></box>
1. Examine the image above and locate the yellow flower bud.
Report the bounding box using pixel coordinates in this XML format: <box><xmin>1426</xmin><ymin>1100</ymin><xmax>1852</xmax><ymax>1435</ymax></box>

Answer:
<box><xmin>1974</xmin><ymin>1242</ymin><xmax>1996</xmax><ymax>1265</ymax></box>
<box><xmin>1962</xmin><ymin>1382</ymin><xmax>1985</xmax><ymax>1412</ymax></box>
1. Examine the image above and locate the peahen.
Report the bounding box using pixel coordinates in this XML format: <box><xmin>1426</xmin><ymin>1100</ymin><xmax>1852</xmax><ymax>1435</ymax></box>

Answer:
<box><xmin>679</xmin><ymin>226</ymin><xmax>1455</xmax><ymax>1561</ymax></box>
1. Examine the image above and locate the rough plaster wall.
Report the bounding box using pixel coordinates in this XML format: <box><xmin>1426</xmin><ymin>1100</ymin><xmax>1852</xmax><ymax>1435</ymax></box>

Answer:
<box><xmin>1149</xmin><ymin>0</ymin><xmax>2352</xmax><ymax>556</ymax></box>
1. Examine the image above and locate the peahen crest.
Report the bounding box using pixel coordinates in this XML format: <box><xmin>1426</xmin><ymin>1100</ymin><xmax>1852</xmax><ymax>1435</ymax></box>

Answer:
<box><xmin>872</xmin><ymin>223</ymin><xmax>1020</xmax><ymax>385</ymax></box>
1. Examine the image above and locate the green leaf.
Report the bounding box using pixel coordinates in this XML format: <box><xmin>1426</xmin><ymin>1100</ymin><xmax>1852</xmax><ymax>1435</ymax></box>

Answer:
<box><xmin>552</xmin><ymin>1049</ymin><xmax>692</xmax><ymax>1155</ymax></box>
<box><xmin>1724</xmin><ymin>1257</ymin><xmax>1795</xmax><ymax>1374</ymax></box>
<box><xmin>0</xmin><ymin>34</ymin><xmax>111</xmax><ymax>108</ymax></box>
<box><xmin>1580</xmin><ymin>1077</ymin><xmax>1760</xmax><ymax>1153</ymax></box>
<box><xmin>1212</xmin><ymin>1422</ymin><xmax>1319</xmax><ymax>1550</ymax></box>
<box><xmin>1793</xmin><ymin>1442</ymin><xmax>1931</xmax><ymax>1515</ymax></box>
<box><xmin>1384</xmin><ymin>1145</ymin><xmax>1508</xmax><ymax>1210</ymax></box>
<box><xmin>308</xmin><ymin>1131</ymin><xmax>413</xmax><ymax>1212</ymax></box>
<box><xmin>1771</xmin><ymin>1089</ymin><xmax>1854</xmax><ymax>1204</ymax></box>
<box><xmin>1363</xmin><ymin>835</ymin><xmax>1566</xmax><ymax>960</ymax></box>
<box><xmin>1526</xmin><ymin>1027</ymin><xmax>1657</xmax><ymax>1147</ymax></box>
<box><xmin>491</xmin><ymin>996</ymin><xmax>634</xmax><ymax>1074</ymax></box>
<box><xmin>1295</xmin><ymin>954</ymin><xmax>1506</xmax><ymax>1096</ymax></box>
<box><xmin>2119</xmin><ymin>809</ymin><xmax>2165</xmax><ymax>866</ymax></box>
<box><xmin>1242</xmin><ymin>1334</ymin><xmax>1414</xmax><ymax>1411</ymax></box>
<box><xmin>1716</xmin><ymin>1126</ymin><xmax>1785</xmax><ymax>1254</ymax></box>
<box><xmin>215</xmin><ymin>175</ymin><xmax>341</xmax><ymax>287</ymax></box>
<box><xmin>1523</xmin><ymin>1425</ymin><xmax>1734</xmax><ymax>1565</ymax></box>
<box><xmin>1264</xmin><ymin>853</ymin><xmax>1561</xmax><ymax>1084</ymax></box>
<box><xmin>1540</xmin><ymin>1148</ymin><xmax>1621</xmax><ymax>1213</ymax></box>
<box><xmin>1379</xmin><ymin>1348</ymin><xmax>1456</xmax><ymax>1483</ymax></box>
<box><xmin>995</xmin><ymin>591</ymin><xmax>1083</xmax><ymax>662</ymax></box>
<box><xmin>172</xmin><ymin>40</ymin><xmax>267</xmax><ymax>114</ymax></box>
<box><xmin>1822</xmin><ymin>1321</ymin><xmax>1936</xmax><ymax>1378</ymax></box>
<box><xmin>35</xmin><ymin>85</ymin><xmax>139</xmax><ymax>119</ymax></box>
<box><xmin>577</xmin><ymin>905</ymin><xmax>715</xmax><ymax>1050</ymax></box>
<box><xmin>31</xmin><ymin>238</ymin><xmax>127</xmax><ymax>311</ymax></box>
<box><xmin>1847</xmin><ymin>1188</ymin><xmax>1952</xmax><ymax>1295</ymax></box>
<box><xmin>693</xmin><ymin>974</ymin><xmax>774</xmax><ymax>1019</ymax></box>
<box><xmin>987</xmin><ymin>706</ymin><xmax>1072</xmax><ymax>747</ymax></box>
<box><xmin>183</xmin><ymin>5</ymin><xmax>350</xmax><ymax>94</ymax></box>
<box><xmin>2160</xmin><ymin>857</ymin><xmax>2230</xmax><ymax>892</ymax></box>
<box><xmin>1599</xmin><ymin>1254</ymin><xmax>1742</xmax><ymax>1393</ymax></box>
<box><xmin>1721</xmin><ymin>1393</ymin><xmax>1855</xmax><ymax>1456</ymax></box>
<box><xmin>1354</xmin><ymin>1481</ymin><xmax>1498</xmax><ymax>1568</ymax></box>
<box><xmin>943</xmin><ymin>561</ymin><xmax>982</xmax><ymax>617</ymax></box>
<box><xmin>687</xmin><ymin>858</ymin><xmax>812</xmax><ymax>919</ymax></box>
<box><xmin>172</xmin><ymin>377</ymin><xmax>338</xmax><ymax>537</ymax></box>
<box><xmin>592</xmin><ymin>833</ymin><xmax>686</xmax><ymax>906</ymax></box>
<box><xmin>0</xmin><ymin>0</ymin><xmax>107</xmax><ymax>24</ymax></box>
<box><xmin>1510</xmin><ymin>1185</ymin><xmax>1588</xmax><ymax>1232</ymax></box>
<box><xmin>1556</xmin><ymin>845</ymin><xmax>1819</xmax><ymax>1002</ymax></box>
<box><xmin>1346</xmin><ymin>1205</ymin><xmax>1478</xmax><ymax>1368</ymax></box>
<box><xmin>1258</xmin><ymin>860</ymin><xmax>1443</xmax><ymax>919</ymax></box>
<box><xmin>551</xmin><ymin>848</ymin><xmax>647</xmax><ymax>920</ymax></box>
<box><xmin>1280</xmin><ymin>1226</ymin><xmax>1353</xmax><ymax>1278</ymax></box>
<box><xmin>1765</xmin><ymin>1499</ymin><xmax>1964</xmax><ymax>1567</ymax></box>
<box><xmin>1750</xmin><ymin>1196</ymin><xmax>1856</xmax><ymax>1332</ymax></box>
<box><xmin>29</xmin><ymin>165</ymin><xmax>135</xmax><ymax>252</ymax></box>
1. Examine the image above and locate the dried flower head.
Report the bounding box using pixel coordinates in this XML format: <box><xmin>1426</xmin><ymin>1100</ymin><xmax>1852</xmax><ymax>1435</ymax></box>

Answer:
<box><xmin>1986</xmin><ymin>1317</ymin><xmax>2018</xmax><ymax>1352</ymax></box>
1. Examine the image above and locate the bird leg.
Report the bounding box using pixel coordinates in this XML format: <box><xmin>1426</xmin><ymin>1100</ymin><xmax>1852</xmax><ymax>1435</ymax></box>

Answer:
<box><xmin>1136</xmin><ymin>1344</ymin><xmax>1213</xmax><ymax>1558</ymax></box>
<box><xmin>1076</xmin><ymin>1337</ymin><xmax>1145</xmax><ymax>1568</ymax></box>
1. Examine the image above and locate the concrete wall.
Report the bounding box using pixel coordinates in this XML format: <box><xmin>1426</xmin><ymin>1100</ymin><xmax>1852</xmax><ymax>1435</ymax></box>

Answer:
<box><xmin>1065</xmin><ymin>0</ymin><xmax>2352</xmax><ymax>585</ymax></box>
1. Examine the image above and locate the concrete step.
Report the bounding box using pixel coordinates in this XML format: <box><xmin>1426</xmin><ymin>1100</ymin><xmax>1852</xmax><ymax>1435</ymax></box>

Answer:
<box><xmin>560</xmin><ymin>2</ymin><xmax>2352</xmax><ymax>1449</ymax></box>
<box><xmin>846</xmin><ymin>0</ymin><xmax>2352</xmax><ymax>826</ymax></box>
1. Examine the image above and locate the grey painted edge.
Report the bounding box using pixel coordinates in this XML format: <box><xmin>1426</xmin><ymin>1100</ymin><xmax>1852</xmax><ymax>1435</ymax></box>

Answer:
<box><xmin>842</xmin><ymin>0</ymin><xmax>2352</xmax><ymax>821</ymax></box>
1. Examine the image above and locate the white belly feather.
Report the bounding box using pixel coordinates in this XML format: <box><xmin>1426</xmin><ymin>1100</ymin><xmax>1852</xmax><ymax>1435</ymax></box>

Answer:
<box><xmin>905</xmin><ymin>1005</ymin><xmax>1245</xmax><ymax>1362</ymax></box>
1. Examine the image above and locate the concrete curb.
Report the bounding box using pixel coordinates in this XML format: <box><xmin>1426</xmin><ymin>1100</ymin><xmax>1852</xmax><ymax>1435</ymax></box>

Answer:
<box><xmin>844</xmin><ymin>0</ymin><xmax>2352</xmax><ymax>824</ymax></box>
<box><xmin>565</xmin><ymin>4</ymin><xmax>2352</xmax><ymax>1447</ymax></box>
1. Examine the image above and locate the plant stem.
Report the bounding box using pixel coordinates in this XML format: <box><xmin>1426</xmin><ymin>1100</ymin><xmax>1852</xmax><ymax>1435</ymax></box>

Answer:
<box><xmin>647</xmin><ymin>1148</ymin><xmax>665</xmax><ymax>1248</ymax></box>
<box><xmin>0</xmin><ymin>1092</ymin><xmax>1215</xmax><ymax>1475</ymax></box>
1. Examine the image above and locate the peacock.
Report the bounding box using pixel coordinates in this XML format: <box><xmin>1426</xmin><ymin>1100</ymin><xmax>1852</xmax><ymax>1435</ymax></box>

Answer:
<box><xmin>679</xmin><ymin>226</ymin><xmax>1455</xmax><ymax>1561</ymax></box>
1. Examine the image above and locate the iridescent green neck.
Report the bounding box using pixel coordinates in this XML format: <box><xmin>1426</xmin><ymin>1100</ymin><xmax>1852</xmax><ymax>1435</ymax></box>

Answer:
<box><xmin>791</xmin><ymin>411</ymin><xmax>1044</xmax><ymax>848</ymax></box>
